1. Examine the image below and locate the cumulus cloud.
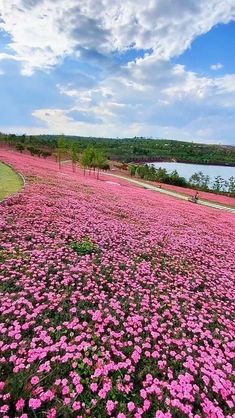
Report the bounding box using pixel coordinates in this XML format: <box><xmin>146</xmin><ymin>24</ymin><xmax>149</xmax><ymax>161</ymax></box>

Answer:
<box><xmin>0</xmin><ymin>52</ymin><xmax>21</xmax><ymax>61</ymax></box>
<box><xmin>1</xmin><ymin>0</ymin><xmax>235</xmax><ymax>74</ymax></box>
<box><xmin>1</xmin><ymin>0</ymin><xmax>235</xmax><ymax>142</ymax></box>
<box><xmin>32</xmin><ymin>55</ymin><xmax>235</xmax><ymax>142</ymax></box>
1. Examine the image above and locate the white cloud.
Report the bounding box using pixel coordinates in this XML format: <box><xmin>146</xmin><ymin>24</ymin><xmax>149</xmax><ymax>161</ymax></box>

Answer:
<box><xmin>31</xmin><ymin>55</ymin><xmax>235</xmax><ymax>143</ymax></box>
<box><xmin>0</xmin><ymin>52</ymin><xmax>21</xmax><ymax>61</ymax></box>
<box><xmin>0</xmin><ymin>68</ymin><xmax>4</xmax><ymax>75</ymax></box>
<box><xmin>0</xmin><ymin>0</ymin><xmax>235</xmax><ymax>74</ymax></box>
<box><xmin>1</xmin><ymin>0</ymin><xmax>235</xmax><ymax>143</ymax></box>
<box><xmin>211</xmin><ymin>63</ymin><xmax>224</xmax><ymax>70</ymax></box>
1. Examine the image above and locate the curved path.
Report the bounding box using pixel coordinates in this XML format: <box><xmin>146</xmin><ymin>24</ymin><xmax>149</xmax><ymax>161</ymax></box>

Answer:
<box><xmin>102</xmin><ymin>171</ymin><xmax>235</xmax><ymax>213</ymax></box>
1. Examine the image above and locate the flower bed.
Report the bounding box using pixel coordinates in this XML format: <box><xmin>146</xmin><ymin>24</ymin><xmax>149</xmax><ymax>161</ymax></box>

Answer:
<box><xmin>156</xmin><ymin>183</ymin><xmax>235</xmax><ymax>207</ymax></box>
<box><xmin>0</xmin><ymin>150</ymin><xmax>234</xmax><ymax>418</ymax></box>
<box><xmin>109</xmin><ymin>168</ymin><xmax>235</xmax><ymax>207</ymax></box>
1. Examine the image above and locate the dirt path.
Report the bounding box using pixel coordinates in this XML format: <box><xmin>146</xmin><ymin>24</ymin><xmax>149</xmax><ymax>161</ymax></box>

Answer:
<box><xmin>102</xmin><ymin>171</ymin><xmax>235</xmax><ymax>213</ymax></box>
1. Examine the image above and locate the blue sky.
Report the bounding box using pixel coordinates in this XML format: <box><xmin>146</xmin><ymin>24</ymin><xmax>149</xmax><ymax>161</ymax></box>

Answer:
<box><xmin>0</xmin><ymin>0</ymin><xmax>235</xmax><ymax>145</ymax></box>
<box><xmin>176</xmin><ymin>22</ymin><xmax>235</xmax><ymax>75</ymax></box>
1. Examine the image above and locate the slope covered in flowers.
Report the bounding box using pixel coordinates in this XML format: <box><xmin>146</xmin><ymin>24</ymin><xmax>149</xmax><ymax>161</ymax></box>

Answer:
<box><xmin>0</xmin><ymin>150</ymin><xmax>235</xmax><ymax>418</ymax></box>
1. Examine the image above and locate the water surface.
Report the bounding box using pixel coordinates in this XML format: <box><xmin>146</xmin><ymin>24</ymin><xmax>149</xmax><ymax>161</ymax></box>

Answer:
<box><xmin>150</xmin><ymin>162</ymin><xmax>235</xmax><ymax>184</ymax></box>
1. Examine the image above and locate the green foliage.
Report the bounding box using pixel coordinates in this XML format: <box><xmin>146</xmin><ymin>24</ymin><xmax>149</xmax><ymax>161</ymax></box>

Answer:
<box><xmin>80</xmin><ymin>146</ymin><xmax>96</xmax><ymax>172</ymax></box>
<box><xmin>57</xmin><ymin>135</ymin><xmax>67</xmax><ymax>168</ymax></box>
<box><xmin>70</xmin><ymin>239</ymin><xmax>99</xmax><ymax>256</ymax></box>
<box><xmin>27</xmin><ymin>146</ymin><xmax>42</xmax><ymax>156</ymax></box>
<box><xmin>129</xmin><ymin>164</ymin><xmax>137</xmax><ymax>176</ymax></box>
<box><xmin>212</xmin><ymin>175</ymin><xmax>224</xmax><ymax>192</ymax></box>
<box><xmin>92</xmin><ymin>150</ymin><xmax>107</xmax><ymax>169</ymax></box>
<box><xmin>70</xmin><ymin>142</ymin><xmax>79</xmax><ymax>162</ymax></box>
<box><xmin>1</xmin><ymin>132</ymin><xmax>234</xmax><ymax>193</ymax></box>
<box><xmin>70</xmin><ymin>142</ymin><xmax>79</xmax><ymax>171</ymax></box>
<box><xmin>189</xmin><ymin>171</ymin><xmax>210</xmax><ymax>190</ymax></box>
<box><xmin>92</xmin><ymin>149</ymin><xmax>109</xmax><ymax>177</ymax></box>
<box><xmin>1</xmin><ymin>132</ymin><xmax>235</xmax><ymax>166</ymax></box>
<box><xmin>228</xmin><ymin>176</ymin><xmax>235</xmax><ymax>194</ymax></box>
<box><xmin>133</xmin><ymin>164</ymin><xmax>187</xmax><ymax>187</ymax></box>
<box><xmin>130</xmin><ymin>164</ymin><xmax>233</xmax><ymax>193</ymax></box>
<box><xmin>15</xmin><ymin>143</ymin><xmax>25</xmax><ymax>153</ymax></box>
<box><xmin>57</xmin><ymin>134</ymin><xmax>67</xmax><ymax>151</ymax></box>
<box><xmin>80</xmin><ymin>147</ymin><xmax>109</xmax><ymax>175</ymax></box>
<box><xmin>41</xmin><ymin>150</ymin><xmax>51</xmax><ymax>158</ymax></box>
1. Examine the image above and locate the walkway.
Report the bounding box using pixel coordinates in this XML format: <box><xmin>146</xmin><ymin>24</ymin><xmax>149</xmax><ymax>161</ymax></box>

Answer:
<box><xmin>102</xmin><ymin>172</ymin><xmax>235</xmax><ymax>213</ymax></box>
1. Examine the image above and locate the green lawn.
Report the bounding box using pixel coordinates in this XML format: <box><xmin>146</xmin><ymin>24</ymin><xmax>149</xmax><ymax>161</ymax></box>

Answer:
<box><xmin>0</xmin><ymin>162</ymin><xmax>23</xmax><ymax>200</ymax></box>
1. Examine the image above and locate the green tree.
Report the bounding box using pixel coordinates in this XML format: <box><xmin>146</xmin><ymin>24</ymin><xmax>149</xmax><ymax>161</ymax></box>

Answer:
<box><xmin>212</xmin><ymin>175</ymin><xmax>223</xmax><ymax>192</ymax></box>
<box><xmin>92</xmin><ymin>150</ymin><xmax>108</xmax><ymax>179</ymax></box>
<box><xmin>149</xmin><ymin>164</ymin><xmax>157</xmax><ymax>180</ymax></box>
<box><xmin>129</xmin><ymin>164</ymin><xmax>137</xmax><ymax>177</ymax></box>
<box><xmin>57</xmin><ymin>135</ymin><xmax>67</xmax><ymax>169</ymax></box>
<box><xmin>155</xmin><ymin>167</ymin><xmax>168</xmax><ymax>182</ymax></box>
<box><xmin>202</xmin><ymin>174</ymin><xmax>210</xmax><ymax>190</ymax></box>
<box><xmin>41</xmin><ymin>151</ymin><xmax>51</xmax><ymax>158</ymax></box>
<box><xmin>167</xmin><ymin>170</ymin><xmax>187</xmax><ymax>187</ymax></box>
<box><xmin>80</xmin><ymin>146</ymin><xmax>95</xmax><ymax>175</ymax></box>
<box><xmin>70</xmin><ymin>142</ymin><xmax>79</xmax><ymax>172</ymax></box>
<box><xmin>220</xmin><ymin>178</ymin><xmax>229</xmax><ymax>192</ymax></box>
<box><xmin>228</xmin><ymin>176</ymin><xmax>235</xmax><ymax>194</ymax></box>
<box><xmin>16</xmin><ymin>144</ymin><xmax>25</xmax><ymax>153</ymax></box>
<box><xmin>189</xmin><ymin>171</ymin><xmax>210</xmax><ymax>190</ymax></box>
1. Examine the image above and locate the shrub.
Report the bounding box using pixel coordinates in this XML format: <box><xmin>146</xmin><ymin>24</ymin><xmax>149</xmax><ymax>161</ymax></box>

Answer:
<box><xmin>15</xmin><ymin>144</ymin><xmax>25</xmax><ymax>153</ymax></box>
<box><xmin>70</xmin><ymin>239</ymin><xmax>99</xmax><ymax>255</ymax></box>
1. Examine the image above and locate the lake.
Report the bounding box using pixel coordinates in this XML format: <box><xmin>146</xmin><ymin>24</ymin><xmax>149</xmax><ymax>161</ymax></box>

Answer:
<box><xmin>150</xmin><ymin>162</ymin><xmax>235</xmax><ymax>185</ymax></box>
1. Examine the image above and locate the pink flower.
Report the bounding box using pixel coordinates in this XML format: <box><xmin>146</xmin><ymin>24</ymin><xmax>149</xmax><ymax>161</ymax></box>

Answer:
<box><xmin>155</xmin><ymin>412</ymin><xmax>172</xmax><ymax>418</ymax></box>
<box><xmin>75</xmin><ymin>384</ymin><xmax>83</xmax><ymax>394</ymax></box>
<box><xmin>54</xmin><ymin>379</ymin><xmax>61</xmax><ymax>386</ymax></box>
<box><xmin>140</xmin><ymin>389</ymin><xmax>147</xmax><ymax>399</ymax></box>
<box><xmin>0</xmin><ymin>149</ymin><xmax>234</xmax><ymax>418</ymax></box>
<box><xmin>31</xmin><ymin>376</ymin><xmax>39</xmax><ymax>385</ymax></box>
<box><xmin>29</xmin><ymin>398</ymin><xmax>42</xmax><ymax>410</ymax></box>
<box><xmin>0</xmin><ymin>405</ymin><xmax>9</xmax><ymax>413</ymax></box>
<box><xmin>16</xmin><ymin>399</ymin><xmax>25</xmax><ymax>411</ymax></box>
<box><xmin>90</xmin><ymin>383</ymin><xmax>98</xmax><ymax>392</ymax></box>
<box><xmin>46</xmin><ymin>408</ymin><xmax>57</xmax><ymax>418</ymax></box>
<box><xmin>106</xmin><ymin>400</ymin><xmax>115</xmax><ymax>414</ymax></box>
<box><xmin>143</xmin><ymin>400</ymin><xmax>151</xmax><ymax>411</ymax></box>
<box><xmin>62</xmin><ymin>386</ymin><xmax>70</xmax><ymax>395</ymax></box>
<box><xmin>72</xmin><ymin>401</ymin><xmax>81</xmax><ymax>411</ymax></box>
<box><xmin>0</xmin><ymin>381</ymin><xmax>5</xmax><ymax>391</ymax></box>
<box><xmin>128</xmin><ymin>402</ymin><xmax>136</xmax><ymax>412</ymax></box>
<box><xmin>98</xmin><ymin>388</ymin><xmax>108</xmax><ymax>399</ymax></box>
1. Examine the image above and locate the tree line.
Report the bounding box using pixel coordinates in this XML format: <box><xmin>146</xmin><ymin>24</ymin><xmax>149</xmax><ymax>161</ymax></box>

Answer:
<box><xmin>129</xmin><ymin>164</ymin><xmax>235</xmax><ymax>194</ymax></box>
<box><xmin>1</xmin><ymin>132</ymin><xmax>235</xmax><ymax>166</ymax></box>
<box><xmin>57</xmin><ymin>136</ymin><xmax>109</xmax><ymax>178</ymax></box>
<box><xmin>0</xmin><ymin>134</ymin><xmax>110</xmax><ymax>178</ymax></box>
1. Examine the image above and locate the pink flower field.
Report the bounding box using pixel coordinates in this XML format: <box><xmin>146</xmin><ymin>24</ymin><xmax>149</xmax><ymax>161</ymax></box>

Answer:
<box><xmin>0</xmin><ymin>150</ymin><xmax>235</xmax><ymax>418</ymax></box>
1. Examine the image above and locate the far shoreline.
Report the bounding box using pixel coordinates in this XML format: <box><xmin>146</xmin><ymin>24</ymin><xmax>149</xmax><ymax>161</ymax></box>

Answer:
<box><xmin>130</xmin><ymin>158</ymin><xmax>235</xmax><ymax>167</ymax></box>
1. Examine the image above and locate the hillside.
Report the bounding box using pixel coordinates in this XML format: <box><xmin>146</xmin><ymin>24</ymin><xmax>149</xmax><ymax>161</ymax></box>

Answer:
<box><xmin>0</xmin><ymin>150</ymin><xmax>234</xmax><ymax>417</ymax></box>
<box><xmin>1</xmin><ymin>133</ymin><xmax>235</xmax><ymax>165</ymax></box>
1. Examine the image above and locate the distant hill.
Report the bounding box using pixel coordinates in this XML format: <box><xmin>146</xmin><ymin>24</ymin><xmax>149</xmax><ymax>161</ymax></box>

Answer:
<box><xmin>1</xmin><ymin>133</ymin><xmax>235</xmax><ymax>166</ymax></box>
